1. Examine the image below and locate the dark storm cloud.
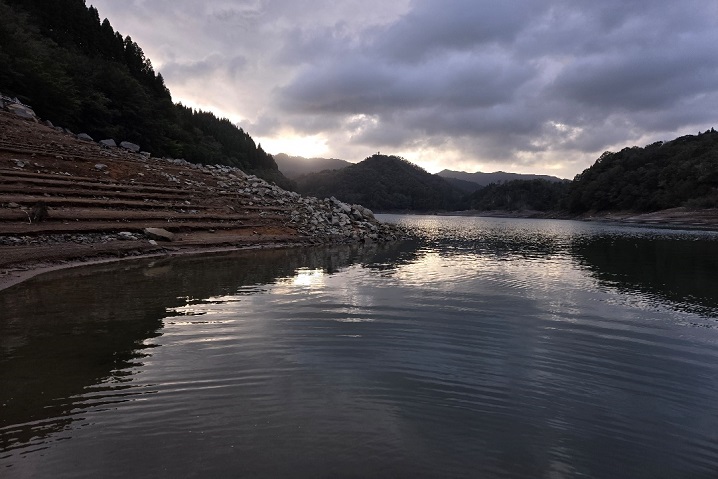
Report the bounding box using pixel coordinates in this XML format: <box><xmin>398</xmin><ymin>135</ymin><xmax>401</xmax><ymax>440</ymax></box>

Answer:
<box><xmin>373</xmin><ymin>0</ymin><xmax>548</xmax><ymax>63</ymax></box>
<box><xmin>90</xmin><ymin>0</ymin><xmax>718</xmax><ymax>176</ymax></box>
<box><xmin>280</xmin><ymin>50</ymin><xmax>534</xmax><ymax>114</ymax></box>
<box><xmin>552</xmin><ymin>48</ymin><xmax>718</xmax><ymax>111</ymax></box>
<box><xmin>276</xmin><ymin>0</ymin><xmax>718</xmax><ymax>170</ymax></box>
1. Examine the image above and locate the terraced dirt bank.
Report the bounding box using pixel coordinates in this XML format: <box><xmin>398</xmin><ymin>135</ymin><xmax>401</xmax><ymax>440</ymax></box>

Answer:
<box><xmin>0</xmin><ymin>111</ymin><xmax>403</xmax><ymax>290</ymax></box>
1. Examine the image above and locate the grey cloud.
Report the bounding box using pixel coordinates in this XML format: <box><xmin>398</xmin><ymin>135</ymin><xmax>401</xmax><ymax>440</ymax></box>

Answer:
<box><xmin>280</xmin><ymin>50</ymin><xmax>534</xmax><ymax>114</ymax></box>
<box><xmin>161</xmin><ymin>54</ymin><xmax>248</xmax><ymax>81</ymax></box>
<box><xmin>243</xmin><ymin>114</ymin><xmax>281</xmax><ymax>136</ymax></box>
<box><xmin>374</xmin><ymin>0</ymin><xmax>550</xmax><ymax>63</ymax></box>
<box><xmin>90</xmin><ymin>0</ymin><xmax>718</xmax><ymax>177</ymax></box>
<box><xmin>551</xmin><ymin>49</ymin><xmax>718</xmax><ymax>111</ymax></box>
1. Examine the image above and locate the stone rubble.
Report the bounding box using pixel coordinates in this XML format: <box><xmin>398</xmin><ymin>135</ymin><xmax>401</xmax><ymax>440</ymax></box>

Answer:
<box><xmin>148</xmin><ymin>157</ymin><xmax>407</xmax><ymax>245</ymax></box>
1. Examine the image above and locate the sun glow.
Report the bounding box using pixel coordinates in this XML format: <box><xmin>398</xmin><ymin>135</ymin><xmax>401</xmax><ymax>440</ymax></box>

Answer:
<box><xmin>260</xmin><ymin>133</ymin><xmax>329</xmax><ymax>158</ymax></box>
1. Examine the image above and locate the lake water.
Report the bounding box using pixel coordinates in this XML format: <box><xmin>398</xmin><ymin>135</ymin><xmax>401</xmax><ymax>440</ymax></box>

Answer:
<box><xmin>2</xmin><ymin>215</ymin><xmax>718</xmax><ymax>478</ymax></box>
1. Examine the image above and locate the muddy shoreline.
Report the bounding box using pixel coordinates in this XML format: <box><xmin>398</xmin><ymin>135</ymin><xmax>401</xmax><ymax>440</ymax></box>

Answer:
<box><xmin>0</xmin><ymin>241</ymin><xmax>319</xmax><ymax>292</ymax></box>
<box><xmin>0</xmin><ymin>111</ymin><xmax>404</xmax><ymax>290</ymax></box>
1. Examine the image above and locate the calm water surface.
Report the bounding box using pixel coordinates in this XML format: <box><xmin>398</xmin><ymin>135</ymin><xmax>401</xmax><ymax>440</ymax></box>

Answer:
<box><xmin>2</xmin><ymin>215</ymin><xmax>718</xmax><ymax>478</ymax></box>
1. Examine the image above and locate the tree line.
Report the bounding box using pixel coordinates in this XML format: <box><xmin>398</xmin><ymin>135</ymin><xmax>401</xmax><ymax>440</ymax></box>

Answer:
<box><xmin>295</xmin><ymin>154</ymin><xmax>464</xmax><ymax>212</ymax></box>
<box><xmin>0</xmin><ymin>0</ymin><xmax>289</xmax><ymax>187</ymax></box>
<box><xmin>567</xmin><ymin>130</ymin><xmax>718</xmax><ymax>212</ymax></box>
<box><xmin>296</xmin><ymin>131</ymin><xmax>718</xmax><ymax>213</ymax></box>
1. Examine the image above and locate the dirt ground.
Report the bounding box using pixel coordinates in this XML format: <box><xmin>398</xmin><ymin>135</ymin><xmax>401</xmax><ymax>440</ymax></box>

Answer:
<box><xmin>0</xmin><ymin>111</ymin><xmax>308</xmax><ymax>290</ymax></box>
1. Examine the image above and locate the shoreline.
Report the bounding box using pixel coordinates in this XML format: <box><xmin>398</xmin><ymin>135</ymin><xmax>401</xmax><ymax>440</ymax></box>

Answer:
<box><xmin>6</xmin><ymin>206</ymin><xmax>718</xmax><ymax>293</ymax></box>
<box><xmin>434</xmin><ymin>207</ymin><xmax>718</xmax><ymax>230</ymax></box>
<box><xmin>0</xmin><ymin>111</ymin><xmax>404</xmax><ymax>291</ymax></box>
<box><xmin>0</xmin><ymin>241</ymin><xmax>310</xmax><ymax>293</ymax></box>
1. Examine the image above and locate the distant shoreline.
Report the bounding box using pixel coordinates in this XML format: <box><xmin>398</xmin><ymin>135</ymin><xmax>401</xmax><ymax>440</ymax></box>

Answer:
<box><xmin>424</xmin><ymin>207</ymin><xmax>718</xmax><ymax>230</ymax></box>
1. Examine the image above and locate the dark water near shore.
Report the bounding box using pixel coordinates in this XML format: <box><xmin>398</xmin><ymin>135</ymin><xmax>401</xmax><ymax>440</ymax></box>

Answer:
<box><xmin>2</xmin><ymin>215</ymin><xmax>718</xmax><ymax>478</ymax></box>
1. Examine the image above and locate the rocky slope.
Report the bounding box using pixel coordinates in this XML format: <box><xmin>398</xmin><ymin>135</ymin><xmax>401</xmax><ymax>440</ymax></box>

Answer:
<box><xmin>0</xmin><ymin>109</ymin><xmax>404</xmax><ymax>286</ymax></box>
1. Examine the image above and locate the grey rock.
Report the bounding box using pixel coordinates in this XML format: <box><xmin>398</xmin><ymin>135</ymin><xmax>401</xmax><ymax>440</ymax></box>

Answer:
<box><xmin>144</xmin><ymin>227</ymin><xmax>175</xmax><ymax>242</ymax></box>
<box><xmin>120</xmin><ymin>141</ymin><xmax>141</xmax><ymax>152</ymax></box>
<box><xmin>7</xmin><ymin>104</ymin><xmax>37</xmax><ymax>121</ymax></box>
<box><xmin>117</xmin><ymin>231</ymin><xmax>136</xmax><ymax>241</ymax></box>
<box><xmin>94</xmin><ymin>163</ymin><xmax>108</xmax><ymax>171</ymax></box>
<box><xmin>77</xmin><ymin>133</ymin><xmax>94</xmax><ymax>142</ymax></box>
<box><xmin>100</xmin><ymin>139</ymin><xmax>117</xmax><ymax>148</ymax></box>
<box><xmin>43</xmin><ymin>120</ymin><xmax>54</xmax><ymax>128</ymax></box>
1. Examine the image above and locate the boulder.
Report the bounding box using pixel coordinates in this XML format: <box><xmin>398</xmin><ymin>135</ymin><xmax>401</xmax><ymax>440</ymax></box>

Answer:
<box><xmin>7</xmin><ymin>104</ymin><xmax>37</xmax><ymax>121</ymax></box>
<box><xmin>43</xmin><ymin>120</ymin><xmax>54</xmax><ymax>128</ymax></box>
<box><xmin>100</xmin><ymin>139</ymin><xmax>117</xmax><ymax>148</ymax></box>
<box><xmin>94</xmin><ymin>163</ymin><xmax>108</xmax><ymax>171</ymax></box>
<box><xmin>350</xmin><ymin>207</ymin><xmax>364</xmax><ymax>221</ymax></box>
<box><xmin>144</xmin><ymin>227</ymin><xmax>174</xmax><ymax>242</ymax></box>
<box><xmin>120</xmin><ymin>141</ymin><xmax>141</xmax><ymax>152</ymax></box>
<box><xmin>117</xmin><ymin>231</ymin><xmax>136</xmax><ymax>241</ymax></box>
<box><xmin>356</xmin><ymin>205</ymin><xmax>374</xmax><ymax>219</ymax></box>
<box><xmin>77</xmin><ymin>133</ymin><xmax>94</xmax><ymax>142</ymax></box>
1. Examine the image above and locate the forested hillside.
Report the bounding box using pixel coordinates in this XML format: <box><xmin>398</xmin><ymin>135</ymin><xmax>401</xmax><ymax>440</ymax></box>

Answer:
<box><xmin>294</xmin><ymin>130</ymin><xmax>718</xmax><ymax>214</ymax></box>
<box><xmin>295</xmin><ymin>154</ymin><xmax>462</xmax><ymax>211</ymax></box>
<box><xmin>0</xmin><ymin>0</ymin><xmax>288</xmax><ymax>186</ymax></box>
<box><xmin>462</xmin><ymin>179</ymin><xmax>570</xmax><ymax>212</ymax></box>
<box><xmin>438</xmin><ymin>169</ymin><xmax>564</xmax><ymax>187</ymax></box>
<box><xmin>567</xmin><ymin>130</ymin><xmax>718</xmax><ymax>212</ymax></box>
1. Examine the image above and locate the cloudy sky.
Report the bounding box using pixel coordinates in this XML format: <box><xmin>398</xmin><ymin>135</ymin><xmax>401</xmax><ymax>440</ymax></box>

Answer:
<box><xmin>89</xmin><ymin>0</ymin><xmax>718</xmax><ymax>178</ymax></box>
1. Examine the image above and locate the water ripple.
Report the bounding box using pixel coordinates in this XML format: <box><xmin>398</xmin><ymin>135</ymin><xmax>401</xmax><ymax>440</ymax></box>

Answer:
<box><xmin>2</xmin><ymin>216</ymin><xmax>718</xmax><ymax>478</ymax></box>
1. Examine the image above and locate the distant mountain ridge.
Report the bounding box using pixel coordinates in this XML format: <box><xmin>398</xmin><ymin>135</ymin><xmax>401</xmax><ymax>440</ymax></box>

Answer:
<box><xmin>438</xmin><ymin>170</ymin><xmax>565</xmax><ymax>187</ymax></box>
<box><xmin>290</xmin><ymin>128</ymin><xmax>718</xmax><ymax>214</ymax></box>
<box><xmin>274</xmin><ymin>153</ymin><xmax>351</xmax><ymax>179</ymax></box>
<box><xmin>295</xmin><ymin>154</ymin><xmax>462</xmax><ymax>211</ymax></box>
<box><xmin>276</xmin><ymin>153</ymin><xmax>565</xmax><ymax>190</ymax></box>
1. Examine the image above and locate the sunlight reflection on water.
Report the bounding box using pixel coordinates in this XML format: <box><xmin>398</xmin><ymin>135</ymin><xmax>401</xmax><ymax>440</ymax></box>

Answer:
<box><xmin>2</xmin><ymin>216</ymin><xmax>718</xmax><ymax>478</ymax></box>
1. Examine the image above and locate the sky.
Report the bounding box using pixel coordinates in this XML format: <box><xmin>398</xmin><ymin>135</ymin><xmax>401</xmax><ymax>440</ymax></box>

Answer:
<box><xmin>88</xmin><ymin>0</ymin><xmax>718</xmax><ymax>178</ymax></box>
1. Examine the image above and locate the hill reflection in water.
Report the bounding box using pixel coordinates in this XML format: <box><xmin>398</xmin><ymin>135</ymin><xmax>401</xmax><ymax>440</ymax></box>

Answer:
<box><xmin>0</xmin><ymin>243</ymin><xmax>407</xmax><ymax>454</ymax></box>
<box><xmin>2</xmin><ymin>217</ymin><xmax>718</xmax><ymax>478</ymax></box>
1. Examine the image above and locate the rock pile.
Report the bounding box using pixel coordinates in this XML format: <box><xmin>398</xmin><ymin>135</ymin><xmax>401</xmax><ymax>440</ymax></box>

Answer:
<box><xmin>155</xmin><ymin>158</ymin><xmax>404</xmax><ymax>244</ymax></box>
